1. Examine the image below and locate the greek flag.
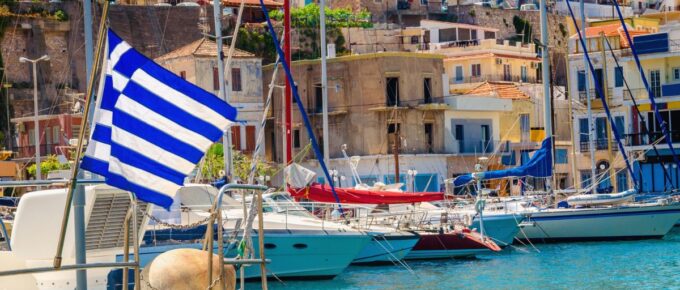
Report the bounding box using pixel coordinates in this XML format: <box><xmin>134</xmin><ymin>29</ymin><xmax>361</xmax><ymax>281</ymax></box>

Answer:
<box><xmin>81</xmin><ymin>29</ymin><xmax>237</xmax><ymax>209</ymax></box>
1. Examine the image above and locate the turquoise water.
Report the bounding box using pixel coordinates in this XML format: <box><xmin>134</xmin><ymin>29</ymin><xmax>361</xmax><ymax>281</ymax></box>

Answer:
<box><xmin>249</xmin><ymin>227</ymin><xmax>680</xmax><ymax>289</ymax></box>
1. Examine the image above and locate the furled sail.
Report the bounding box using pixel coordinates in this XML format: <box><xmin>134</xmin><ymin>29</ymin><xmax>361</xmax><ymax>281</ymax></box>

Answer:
<box><xmin>288</xmin><ymin>183</ymin><xmax>445</xmax><ymax>204</ymax></box>
<box><xmin>453</xmin><ymin>137</ymin><xmax>553</xmax><ymax>186</ymax></box>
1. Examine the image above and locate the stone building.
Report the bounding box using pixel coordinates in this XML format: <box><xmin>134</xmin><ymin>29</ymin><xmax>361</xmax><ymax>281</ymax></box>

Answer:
<box><xmin>156</xmin><ymin>38</ymin><xmax>264</xmax><ymax>154</ymax></box>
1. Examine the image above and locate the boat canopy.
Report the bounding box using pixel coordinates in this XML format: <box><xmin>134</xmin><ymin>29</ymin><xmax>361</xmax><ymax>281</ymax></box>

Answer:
<box><xmin>453</xmin><ymin>137</ymin><xmax>553</xmax><ymax>187</ymax></box>
<box><xmin>288</xmin><ymin>183</ymin><xmax>445</xmax><ymax>204</ymax></box>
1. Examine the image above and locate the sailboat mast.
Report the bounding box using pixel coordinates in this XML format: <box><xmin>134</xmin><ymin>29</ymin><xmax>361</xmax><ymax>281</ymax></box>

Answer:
<box><xmin>320</xmin><ymin>0</ymin><xmax>330</xmax><ymax>167</ymax></box>
<box><xmin>581</xmin><ymin>0</ymin><xmax>597</xmax><ymax>192</ymax></box>
<box><xmin>539</xmin><ymin>0</ymin><xmax>552</xmax><ymax>191</ymax></box>
<box><xmin>284</xmin><ymin>0</ymin><xmax>292</xmax><ymax>168</ymax></box>
<box><xmin>213</xmin><ymin>0</ymin><xmax>234</xmax><ymax>179</ymax></box>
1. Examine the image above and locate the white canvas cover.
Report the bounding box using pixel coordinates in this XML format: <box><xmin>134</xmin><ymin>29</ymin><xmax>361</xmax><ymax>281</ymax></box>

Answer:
<box><xmin>285</xmin><ymin>163</ymin><xmax>317</xmax><ymax>188</ymax></box>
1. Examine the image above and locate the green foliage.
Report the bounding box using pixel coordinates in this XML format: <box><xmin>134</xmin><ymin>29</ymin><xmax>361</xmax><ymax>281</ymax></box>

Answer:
<box><xmin>200</xmin><ymin>143</ymin><xmax>276</xmax><ymax>182</ymax></box>
<box><xmin>269</xmin><ymin>4</ymin><xmax>372</xmax><ymax>28</ymax></box>
<box><xmin>54</xmin><ymin>9</ymin><xmax>67</xmax><ymax>21</ymax></box>
<box><xmin>512</xmin><ymin>15</ymin><xmax>532</xmax><ymax>44</ymax></box>
<box><xmin>559</xmin><ymin>23</ymin><xmax>567</xmax><ymax>38</ymax></box>
<box><xmin>236</xmin><ymin>26</ymin><xmax>279</xmax><ymax>64</ymax></box>
<box><xmin>468</xmin><ymin>9</ymin><xmax>476</xmax><ymax>17</ymax></box>
<box><xmin>27</xmin><ymin>155</ymin><xmax>70</xmax><ymax>178</ymax></box>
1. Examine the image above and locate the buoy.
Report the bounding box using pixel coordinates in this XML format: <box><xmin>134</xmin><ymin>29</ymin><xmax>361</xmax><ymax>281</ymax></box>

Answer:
<box><xmin>141</xmin><ymin>248</ymin><xmax>236</xmax><ymax>290</ymax></box>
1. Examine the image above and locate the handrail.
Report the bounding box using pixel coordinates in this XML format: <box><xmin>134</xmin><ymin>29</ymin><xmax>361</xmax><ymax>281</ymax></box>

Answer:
<box><xmin>0</xmin><ymin>179</ymin><xmax>106</xmax><ymax>187</ymax></box>
<box><xmin>0</xmin><ymin>262</ymin><xmax>139</xmax><ymax>277</ymax></box>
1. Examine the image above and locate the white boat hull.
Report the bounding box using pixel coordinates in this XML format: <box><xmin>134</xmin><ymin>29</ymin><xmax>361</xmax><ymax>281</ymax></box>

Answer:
<box><xmin>352</xmin><ymin>232</ymin><xmax>419</xmax><ymax>264</ymax></box>
<box><xmin>121</xmin><ymin>230</ymin><xmax>370</xmax><ymax>281</ymax></box>
<box><xmin>518</xmin><ymin>204</ymin><xmax>680</xmax><ymax>242</ymax></box>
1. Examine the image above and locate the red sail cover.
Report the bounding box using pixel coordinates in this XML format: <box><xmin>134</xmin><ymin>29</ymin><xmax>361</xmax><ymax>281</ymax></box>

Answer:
<box><xmin>288</xmin><ymin>183</ymin><xmax>445</xmax><ymax>204</ymax></box>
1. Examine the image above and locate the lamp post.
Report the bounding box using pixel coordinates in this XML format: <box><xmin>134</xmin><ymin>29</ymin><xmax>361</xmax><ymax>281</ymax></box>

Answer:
<box><xmin>407</xmin><ymin>169</ymin><xmax>418</xmax><ymax>192</ymax></box>
<box><xmin>19</xmin><ymin>55</ymin><xmax>50</xmax><ymax>181</ymax></box>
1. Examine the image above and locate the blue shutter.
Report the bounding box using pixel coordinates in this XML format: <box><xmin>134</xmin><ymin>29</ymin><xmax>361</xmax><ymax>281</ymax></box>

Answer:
<box><xmin>577</xmin><ymin>70</ymin><xmax>586</xmax><ymax>91</ymax></box>
<box><xmin>616</xmin><ymin>171</ymin><xmax>628</xmax><ymax>191</ymax></box>
<box><xmin>615</xmin><ymin>67</ymin><xmax>623</xmax><ymax>87</ymax></box>
<box><xmin>614</xmin><ymin>116</ymin><xmax>625</xmax><ymax>134</ymax></box>
<box><xmin>579</xmin><ymin>118</ymin><xmax>589</xmax><ymax>142</ymax></box>
<box><xmin>502</xmin><ymin>150</ymin><xmax>516</xmax><ymax>165</ymax></box>
<box><xmin>555</xmin><ymin>149</ymin><xmax>568</xmax><ymax>164</ymax></box>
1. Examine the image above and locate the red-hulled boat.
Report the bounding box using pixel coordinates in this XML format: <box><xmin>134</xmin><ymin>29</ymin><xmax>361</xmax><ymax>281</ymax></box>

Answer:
<box><xmin>406</xmin><ymin>228</ymin><xmax>502</xmax><ymax>260</ymax></box>
<box><xmin>288</xmin><ymin>183</ymin><xmax>501</xmax><ymax>259</ymax></box>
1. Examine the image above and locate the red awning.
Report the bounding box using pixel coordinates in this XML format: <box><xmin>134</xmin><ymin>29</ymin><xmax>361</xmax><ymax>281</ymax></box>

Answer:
<box><xmin>288</xmin><ymin>183</ymin><xmax>445</xmax><ymax>204</ymax></box>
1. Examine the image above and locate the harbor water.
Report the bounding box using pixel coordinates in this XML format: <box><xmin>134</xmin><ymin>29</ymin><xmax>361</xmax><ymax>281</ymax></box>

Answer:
<box><xmin>250</xmin><ymin>227</ymin><xmax>680</xmax><ymax>289</ymax></box>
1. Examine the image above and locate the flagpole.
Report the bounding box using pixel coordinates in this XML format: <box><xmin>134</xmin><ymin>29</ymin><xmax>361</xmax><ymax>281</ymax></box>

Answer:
<box><xmin>53</xmin><ymin>0</ymin><xmax>110</xmax><ymax>269</ymax></box>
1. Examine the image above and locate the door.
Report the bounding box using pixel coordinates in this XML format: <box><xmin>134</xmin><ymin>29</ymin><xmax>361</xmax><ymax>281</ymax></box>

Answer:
<box><xmin>503</xmin><ymin>64</ymin><xmax>511</xmax><ymax>81</ymax></box>
<box><xmin>481</xmin><ymin>124</ymin><xmax>491</xmax><ymax>153</ymax></box>
<box><xmin>650</xmin><ymin>70</ymin><xmax>661</xmax><ymax>98</ymax></box>
<box><xmin>455</xmin><ymin>124</ymin><xmax>464</xmax><ymax>152</ymax></box>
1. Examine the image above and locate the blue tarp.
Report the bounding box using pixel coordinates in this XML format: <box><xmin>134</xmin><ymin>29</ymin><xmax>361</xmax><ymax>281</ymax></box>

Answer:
<box><xmin>454</xmin><ymin>137</ymin><xmax>553</xmax><ymax>186</ymax></box>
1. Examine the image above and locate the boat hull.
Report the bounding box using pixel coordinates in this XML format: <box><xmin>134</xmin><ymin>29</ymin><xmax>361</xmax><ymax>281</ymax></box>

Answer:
<box><xmin>404</xmin><ymin>232</ymin><xmax>494</xmax><ymax>260</ymax></box>
<box><xmin>352</xmin><ymin>232</ymin><xmax>419</xmax><ymax>265</ymax></box>
<box><xmin>119</xmin><ymin>230</ymin><xmax>370</xmax><ymax>280</ymax></box>
<box><xmin>517</xmin><ymin>204</ymin><xmax>680</xmax><ymax>243</ymax></box>
<box><xmin>470</xmin><ymin>213</ymin><xmax>523</xmax><ymax>247</ymax></box>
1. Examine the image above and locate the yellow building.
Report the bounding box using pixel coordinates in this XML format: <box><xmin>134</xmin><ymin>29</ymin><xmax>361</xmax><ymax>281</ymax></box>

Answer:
<box><xmin>437</xmin><ymin>39</ymin><xmax>541</xmax><ymax>93</ymax></box>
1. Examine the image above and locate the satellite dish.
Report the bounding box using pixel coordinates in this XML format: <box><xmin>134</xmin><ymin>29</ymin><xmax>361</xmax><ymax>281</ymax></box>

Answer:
<box><xmin>219</xmin><ymin>170</ymin><xmax>226</xmax><ymax>177</ymax></box>
<box><xmin>73</xmin><ymin>101</ymin><xmax>82</xmax><ymax>113</ymax></box>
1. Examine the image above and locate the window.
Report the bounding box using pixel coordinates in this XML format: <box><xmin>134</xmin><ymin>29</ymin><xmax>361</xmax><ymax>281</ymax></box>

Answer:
<box><xmin>674</xmin><ymin>67</ymin><xmax>680</xmax><ymax>81</ymax></box>
<box><xmin>231</xmin><ymin>126</ymin><xmax>241</xmax><ymax>150</ymax></box>
<box><xmin>52</xmin><ymin>126</ymin><xmax>60</xmax><ymax>145</ymax></box>
<box><xmin>555</xmin><ymin>149</ymin><xmax>568</xmax><ymax>164</ymax></box>
<box><xmin>231</xmin><ymin>68</ymin><xmax>242</xmax><ymax>92</ymax></box>
<box><xmin>45</xmin><ymin>126</ymin><xmax>52</xmax><ymax>145</ymax></box>
<box><xmin>502</xmin><ymin>150</ymin><xmax>516</xmax><ymax>165</ymax></box>
<box><xmin>471</xmin><ymin>64</ymin><xmax>481</xmax><ymax>78</ymax></box>
<box><xmin>454</xmin><ymin>66</ymin><xmax>463</xmax><ymax>82</ymax></box>
<box><xmin>484</xmin><ymin>31</ymin><xmax>495</xmax><ymax>39</ymax></box>
<box><xmin>388</xmin><ymin>123</ymin><xmax>401</xmax><ymax>152</ymax></box>
<box><xmin>315</xmin><ymin>84</ymin><xmax>323</xmax><ymax>113</ymax></box>
<box><xmin>614</xmin><ymin>67</ymin><xmax>623</xmax><ymax>87</ymax></box>
<box><xmin>424</xmin><ymin>123</ymin><xmax>433</xmax><ymax>153</ymax></box>
<box><xmin>520</xmin><ymin>113</ymin><xmax>530</xmax><ymax>142</ymax></box>
<box><xmin>521</xmin><ymin>66</ymin><xmax>528</xmax><ymax>82</ymax></box>
<box><xmin>245</xmin><ymin>126</ymin><xmax>256</xmax><ymax>152</ymax></box>
<box><xmin>614</xmin><ymin>116</ymin><xmax>625</xmax><ymax>135</ymax></box>
<box><xmin>410</xmin><ymin>36</ymin><xmax>419</xmax><ymax>44</ymax></box>
<box><xmin>386</xmin><ymin>77</ymin><xmax>400</xmax><ymax>106</ymax></box>
<box><xmin>650</xmin><ymin>69</ymin><xmax>661</xmax><ymax>98</ymax></box>
<box><xmin>503</xmin><ymin>64</ymin><xmax>511</xmax><ymax>81</ymax></box>
<box><xmin>423</xmin><ymin>78</ymin><xmax>432</xmax><ymax>103</ymax></box>
<box><xmin>179</xmin><ymin>71</ymin><xmax>186</xmax><ymax>80</ymax></box>
<box><xmin>577</xmin><ymin>70</ymin><xmax>586</xmax><ymax>92</ymax></box>
<box><xmin>616</xmin><ymin>170</ymin><xmax>628</xmax><ymax>191</ymax></box>
<box><xmin>481</xmin><ymin>124</ymin><xmax>491</xmax><ymax>153</ymax></box>
<box><xmin>579</xmin><ymin>118</ymin><xmax>589</xmax><ymax>144</ymax></box>
<box><xmin>72</xmin><ymin>125</ymin><xmax>81</xmax><ymax>140</ymax></box>
<box><xmin>580</xmin><ymin>170</ymin><xmax>592</xmax><ymax>189</ymax></box>
<box><xmin>28</xmin><ymin>128</ymin><xmax>35</xmax><ymax>146</ymax></box>
<box><xmin>212</xmin><ymin>67</ymin><xmax>219</xmax><ymax>91</ymax></box>
<box><xmin>293</xmin><ymin>129</ymin><xmax>300</xmax><ymax>148</ymax></box>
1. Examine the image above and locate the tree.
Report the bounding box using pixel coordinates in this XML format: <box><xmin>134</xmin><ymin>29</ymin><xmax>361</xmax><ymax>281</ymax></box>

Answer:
<box><xmin>27</xmin><ymin>155</ymin><xmax>70</xmax><ymax>178</ymax></box>
<box><xmin>200</xmin><ymin>143</ymin><xmax>276</xmax><ymax>182</ymax></box>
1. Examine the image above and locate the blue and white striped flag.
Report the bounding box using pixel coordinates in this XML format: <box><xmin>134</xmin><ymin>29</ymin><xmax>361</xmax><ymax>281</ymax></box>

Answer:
<box><xmin>81</xmin><ymin>29</ymin><xmax>237</xmax><ymax>209</ymax></box>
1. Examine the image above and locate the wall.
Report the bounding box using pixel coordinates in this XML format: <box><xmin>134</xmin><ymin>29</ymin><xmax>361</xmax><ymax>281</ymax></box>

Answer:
<box><xmin>263</xmin><ymin>52</ymin><xmax>446</xmax><ymax>163</ymax></box>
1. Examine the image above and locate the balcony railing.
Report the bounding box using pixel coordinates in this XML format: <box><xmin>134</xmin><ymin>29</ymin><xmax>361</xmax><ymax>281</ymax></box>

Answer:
<box><xmin>624</xmin><ymin>131</ymin><xmax>680</xmax><ymax>146</ymax></box>
<box><xmin>579</xmin><ymin>139</ymin><xmax>619</xmax><ymax>152</ymax></box>
<box><xmin>13</xmin><ymin>144</ymin><xmax>62</xmax><ymax>159</ymax></box>
<box><xmin>450</xmin><ymin>74</ymin><xmax>538</xmax><ymax>85</ymax></box>
<box><xmin>578</xmin><ymin>88</ymin><xmax>613</xmax><ymax>103</ymax></box>
<box><xmin>452</xmin><ymin>140</ymin><xmax>509</xmax><ymax>154</ymax></box>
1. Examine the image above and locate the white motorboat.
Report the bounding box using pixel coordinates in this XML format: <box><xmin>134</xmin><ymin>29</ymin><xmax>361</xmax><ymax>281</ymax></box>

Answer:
<box><xmin>134</xmin><ymin>184</ymin><xmax>371</xmax><ymax>280</ymax></box>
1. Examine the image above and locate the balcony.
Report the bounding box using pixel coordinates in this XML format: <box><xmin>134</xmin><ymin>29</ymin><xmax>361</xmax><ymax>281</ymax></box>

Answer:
<box><xmin>451</xmin><ymin>140</ymin><xmax>510</xmax><ymax>154</ymax></box>
<box><xmin>13</xmin><ymin>144</ymin><xmax>63</xmax><ymax>159</ymax></box>
<box><xmin>579</xmin><ymin>139</ymin><xmax>619</xmax><ymax>152</ymax></box>
<box><xmin>450</xmin><ymin>74</ymin><xmax>538</xmax><ymax>85</ymax></box>
<box><xmin>624</xmin><ymin>131</ymin><xmax>680</xmax><ymax>147</ymax></box>
<box><xmin>578</xmin><ymin>88</ymin><xmax>613</xmax><ymax>104</ymax></box>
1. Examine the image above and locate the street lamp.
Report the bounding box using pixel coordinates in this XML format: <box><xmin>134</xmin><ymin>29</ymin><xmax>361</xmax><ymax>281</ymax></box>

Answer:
<box><xmin>19</xmin><ymin>55</ymin><xmax>50</xmax><ymax>181</ymax></box>
<box><xmin>407</xmin><ymin>169</ymin><xmax>418</xmax><ymax>192</ymax></box>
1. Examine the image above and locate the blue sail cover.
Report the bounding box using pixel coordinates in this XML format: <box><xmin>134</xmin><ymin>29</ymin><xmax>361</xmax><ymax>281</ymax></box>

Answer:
<box><xmin>453</xmin><ymin>137</ymin><xmax>553</xmax><ymax>186</ymax></box>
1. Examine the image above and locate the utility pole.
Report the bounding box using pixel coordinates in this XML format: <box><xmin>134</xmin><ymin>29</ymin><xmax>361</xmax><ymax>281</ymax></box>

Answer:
<box><xmin>213</xmin><ymin>0</ymin><xmax>234</xmax><ymax>179</ymax></box>
<box><xmin>320</xmin><ymin>0</ymin><xmax>330</xmax><ymax>168</ymax></box>
<box><xmin>19</xmin><ymin>55</ymin><xmax>50</xmax><ymax>182</ymax></box>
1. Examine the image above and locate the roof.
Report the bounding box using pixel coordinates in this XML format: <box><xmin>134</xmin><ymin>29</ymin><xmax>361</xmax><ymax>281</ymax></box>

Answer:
<box><xmin>155</xmin><ymin>38</ymin><xmax>256</xmax><ymax>62</ymax></box>
<box><xmin>569</xmin><ymin>23</ymin><xmax>649</xmax><ymax>48</ymax></box>
<box><xmin>222</xmin><ymin>0</ymin><xmax>282</xmax><ymax>7</ymax></box>
<box><xmin>465</xmin><ymin>81</ymin><xmax>530</xmax><ymax>100</ymax></box>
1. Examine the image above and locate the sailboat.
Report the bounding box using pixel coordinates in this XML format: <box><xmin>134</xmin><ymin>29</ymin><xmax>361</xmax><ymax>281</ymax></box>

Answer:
<box><xmin>450</xmin><ymin>0</ymin><xmax>680</xmax><ymax>243</ymax></box>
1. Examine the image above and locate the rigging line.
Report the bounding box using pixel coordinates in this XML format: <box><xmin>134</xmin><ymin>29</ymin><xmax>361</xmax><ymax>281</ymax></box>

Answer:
<box><xmin>609</xmin><ymin>0</ymin><xmax>680</xmax><ymax>174</ymax></box>
<box><xmin>565</xmin><ymin>1</ymin><xmax>638</xmax><ymax>188</ymax></box>
<box><xmin>602</xmin><ymin>35</ymin><xmax>675</xmax><ymax>190</ymax></box>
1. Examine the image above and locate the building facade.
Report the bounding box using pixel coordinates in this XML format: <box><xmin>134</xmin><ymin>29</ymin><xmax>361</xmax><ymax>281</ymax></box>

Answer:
<box><xmin>156</xmin><ymin>38</ymin><xmax>265</xmax><ymax>154</ymax></box>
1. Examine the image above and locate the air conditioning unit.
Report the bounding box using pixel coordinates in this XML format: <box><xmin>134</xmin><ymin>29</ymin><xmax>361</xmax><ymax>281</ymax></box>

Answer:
<box><xmin>495</xmin><ymin>58</ymin><xmax>503</xmax><ymax>65</ymax></box>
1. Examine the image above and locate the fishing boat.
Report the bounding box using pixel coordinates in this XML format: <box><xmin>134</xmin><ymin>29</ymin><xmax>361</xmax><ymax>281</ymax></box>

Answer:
<box><xmin>134</xmin><ymin>184</ymin><xmax>371</xmax><ymax>280</ymax></box>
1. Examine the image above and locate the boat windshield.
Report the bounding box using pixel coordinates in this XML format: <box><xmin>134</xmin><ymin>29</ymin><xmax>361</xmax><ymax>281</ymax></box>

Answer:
<box><xmin>264</xmin><ymin>193</ymin><xmax>316</xmax><ymax>218</ymax></box>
